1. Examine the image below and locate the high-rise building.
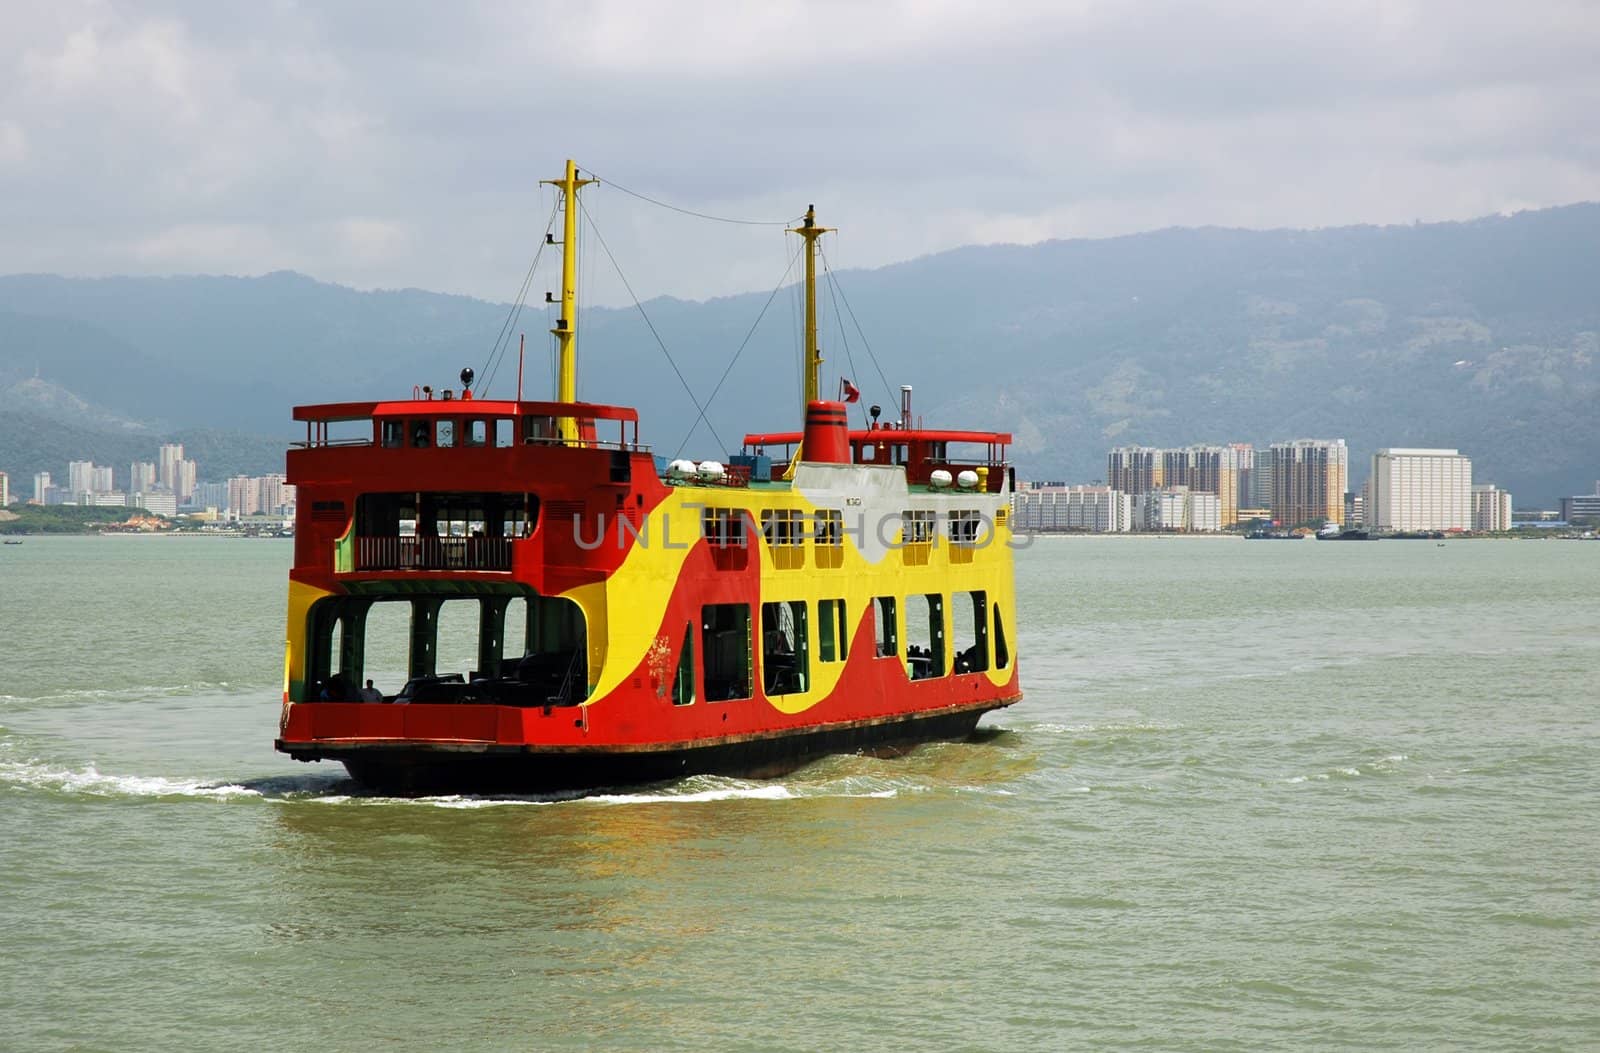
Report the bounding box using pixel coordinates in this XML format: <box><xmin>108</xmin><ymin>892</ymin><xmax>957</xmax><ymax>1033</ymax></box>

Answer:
<box><xmin>1250</xmin><ymin>448</ymin><xmax>1274</xmax><ymax>509</ymax></box>
<box><xmin>1271</xmin><ymin>439</ymin><xmax>1348</xmax><ymax>527</ymax></box>
<box><xmin>68</xmin><ymin>460</ymin><xmax>96</xmax><ymax>497</ymax></box>
<box><xmin>33</xmin><ymin>471</ymin><xmax>52</xmax><ymax>504</ymax></box>
<box><xmin>177</xmin><ymin>460</ymin><xmax>197</xmax><ymax>503</ymax></box>
<box><xmin>256</xmin><ymin>473</ymin><xmax>293</xmax><ymax>514</ymax></box>
<box><xmin>92</xmin><ymin>465</ymin><xmax>113</xmax><ymax>493</ymax></box>
<box><xmin>193</xmin><ymin>481</ymin><xmax>228</xmax><ymax>511</ymax></box>
<box><xmin>1107</xmin><ymin>447</ymin><xmax>1163</xmax><ymax>495</ymax></box>
<box><xmin>1183</xmin><ymin>445</ymin><xmax>1242</xmax><ymax>527</ymax></box>
<box><xmin>158</xmin><ymin>444</ymin><xmax>184</xmax><ymax>492</ymax></box>
<box><xmin>0</xmin><ymin>471</ymin><xmax>8</xmax><ymax>506</ymax></box>
<box><xmin>228</xmin><ymin>475</ymin><xmax>260</xmax><ymax>517</ymax></box>
<box><xmin>1111</xmin><ymin>444</ymin><xmax>1245</xmax><ymax>525</ymax></box>
<box><xmin>130</xmin><ymin>461</ymin><xmax>157</xmax><ymax>494</ymax></box>
<box><xmin>1230</xmin><ymin>443</ymin><xmax>1256</xmax><ymax>511</ymax></box>
<box><xmin>1471</xmin><ymin>484</ymin><xmax>1513</xmax><ymax>532</ymax></box>
<box><xmin>1367</xmin><ymin>448</ymin><xmax>1472</xmax><ymax>532</ymax></box>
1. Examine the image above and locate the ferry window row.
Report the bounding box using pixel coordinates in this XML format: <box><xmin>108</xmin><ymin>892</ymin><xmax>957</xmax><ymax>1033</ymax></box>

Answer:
<box><xmin>382</xmin><ymin>417</ymin><xmax>519</xmax><ymax>450</ymax></box>
<box><xmin>684</xmin><ymin>589</ymin><xmax>1010</xmax><ymax>703</ymax></box>
<box><xmin>379</xmin><ymin>415</ymin><xmax>604</xmax><ymax>450</ymax></box>
<box><xmin>303</xmin><ymin>590</ymin><xmax>1007</xmax><ymax>707</ymax></box>
<box><xmin>702</xmin><ymin>506</ymin><xmax>988</xmax><ymax>557</ymax></box>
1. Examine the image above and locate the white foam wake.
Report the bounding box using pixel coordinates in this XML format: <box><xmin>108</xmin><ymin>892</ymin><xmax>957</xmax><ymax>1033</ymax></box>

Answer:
<box><xmin>0</xmin><ymin>758</ymin><xmax>261</xmax><ymax>800</ymax></box>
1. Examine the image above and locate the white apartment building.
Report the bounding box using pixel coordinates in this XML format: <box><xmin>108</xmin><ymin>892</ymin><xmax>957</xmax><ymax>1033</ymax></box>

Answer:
<box><xmin>134</xmin><ymin>491</ymin><xmax>179</xmax><ymax>517</ymax></box>
<box><xmin>0</xmin><ymin>471</ymin><xmax>8</xmax><ymax>506</ymax></box>
<box><xmin>1013</xmin><ymin>485</ymin><xmax>1133</xmax><ymax>533</ymax></box>
<box><xmin>1132</xmin><ymin>487</ymin><xmax>1221</xmax><ymax>532</ymax></box>
<box><xmin>1366</xmin><ymin>448</ymin><xmax>1472</xmax><ymax>532</ymax></box>
<box><xmin>68</xmin><ymin>460</ymin><xmax>96</xmax><ymax>497</ymax></box>
<box><xmin>130</xmin><ymin>461</ymin><xmax>157</xmax><ymax>494</ymax></box>
<box><xmin>1471</xmin><ymin>484</ymin><xmax>1513</xmax><ymax>532</ymax></box>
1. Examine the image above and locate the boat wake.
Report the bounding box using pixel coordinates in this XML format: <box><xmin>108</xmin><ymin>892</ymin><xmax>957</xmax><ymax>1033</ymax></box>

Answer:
<box><xmin>0</xmin><ymin>757</ymin><xmax>271</xmax><ymax>800</ymax></box>
<box><xmin>0</xmin><ymin>722</ymin><xmax>1025</xmax><ymax>806</ymax></box>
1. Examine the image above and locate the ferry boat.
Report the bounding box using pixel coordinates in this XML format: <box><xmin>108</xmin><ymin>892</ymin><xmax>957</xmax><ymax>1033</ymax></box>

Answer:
<box><xmin>275</xmin><ymin>162</ymin><xmax>1022</xmax><ymax>793</ymax></box>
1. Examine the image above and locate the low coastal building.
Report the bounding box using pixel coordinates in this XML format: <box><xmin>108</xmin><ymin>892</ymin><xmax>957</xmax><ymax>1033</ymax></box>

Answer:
<box><xmin>1559</xmin><ymin>483</ymin><xmax>1600</xmax><ymax>523</ymax></box>
<box><xmin>1014</xmin><ymin>484</ymin><xmax>1133</xmax><ymax>533</ymax></box>
<box><xmin>1133</xmin><ymin>486</ymin><xmax>1221</xmax><ymax>532</ymax></box>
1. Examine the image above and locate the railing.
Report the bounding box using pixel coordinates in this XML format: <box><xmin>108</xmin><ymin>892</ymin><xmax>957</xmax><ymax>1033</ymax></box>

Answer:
<box><xmin>354</xmin><ymin>535</ymin><xmax>513</xmax><ymax>571</ymax></box>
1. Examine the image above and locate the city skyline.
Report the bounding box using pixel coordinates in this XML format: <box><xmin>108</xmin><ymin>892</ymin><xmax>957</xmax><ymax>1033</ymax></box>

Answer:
<box><xmin>23</xmin><ymin>440</ymin><xmax>293</xmax><ymax>520</ymax></box>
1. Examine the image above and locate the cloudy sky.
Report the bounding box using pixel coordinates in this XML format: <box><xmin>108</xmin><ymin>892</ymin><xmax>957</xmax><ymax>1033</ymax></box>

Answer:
<box><xmin>3</xmin><ymin>0</ymin><xmax>1597</xmax><ymax>305</ymax></box>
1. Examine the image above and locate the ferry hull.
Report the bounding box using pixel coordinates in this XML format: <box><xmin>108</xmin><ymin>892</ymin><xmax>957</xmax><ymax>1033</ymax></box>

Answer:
<box><xmin>280</xmin><ymin>696</ymin><xmax>1017</xmax><ymax>795</ymax></box>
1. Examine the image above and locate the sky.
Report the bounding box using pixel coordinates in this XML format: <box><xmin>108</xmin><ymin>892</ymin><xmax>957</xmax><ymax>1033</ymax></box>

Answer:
<box><xmin>2</xmin><ymin>0</ymin><xmax>1598</xmax><ymax>306</ymax></box>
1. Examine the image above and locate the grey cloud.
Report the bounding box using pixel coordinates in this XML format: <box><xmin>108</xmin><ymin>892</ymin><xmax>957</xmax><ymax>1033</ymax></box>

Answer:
<box><xmin>1</xmin><ymin>0</ymin><xmax>1596</xmax><ymax>305</ymax></box>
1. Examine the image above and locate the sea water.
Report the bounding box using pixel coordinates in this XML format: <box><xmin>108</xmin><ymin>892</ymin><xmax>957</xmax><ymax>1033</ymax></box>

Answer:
<box><xmin>1</xmin><ymin>536</ymin><xmax>1596</xmax><ymax>1051</ymax></box>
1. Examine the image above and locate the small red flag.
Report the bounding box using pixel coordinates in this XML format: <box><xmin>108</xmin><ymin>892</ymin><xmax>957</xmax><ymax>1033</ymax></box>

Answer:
<box><xmin>841</xmin><ymin>378</ymin><xmax>861</xmax><ymax>403</ymax></box>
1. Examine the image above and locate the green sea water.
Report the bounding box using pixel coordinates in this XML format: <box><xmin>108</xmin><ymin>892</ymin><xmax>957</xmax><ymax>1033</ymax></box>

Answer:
<box><xmin>1</xmin><ymin>535</ymin><xmax>1596</xmax><ymax>1051</ymax></box>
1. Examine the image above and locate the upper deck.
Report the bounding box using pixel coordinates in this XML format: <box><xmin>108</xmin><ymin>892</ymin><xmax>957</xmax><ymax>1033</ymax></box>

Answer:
<box><xmin>742</xmin><ymin>425</ymin><xmax>1013</xmax><ymax>494</ymax></box>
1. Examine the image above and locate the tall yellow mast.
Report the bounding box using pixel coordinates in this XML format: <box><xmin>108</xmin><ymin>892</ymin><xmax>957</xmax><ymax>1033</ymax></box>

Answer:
<box><xmin>541</xmin><ymin>159</ymin><xmax>594</xmax><ymax>442</ymax></box>
<box><xmin>789</xmin><ymin>205</ymin><xmax>833</xmax><ymax>419</ymax></box>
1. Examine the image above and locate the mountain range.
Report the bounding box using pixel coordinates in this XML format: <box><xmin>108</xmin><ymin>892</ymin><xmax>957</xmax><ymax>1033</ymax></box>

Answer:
<box><xmin>2</xmin><ymin>203</ymin><xmax>1597</xmax><ymax>504</ymax></box>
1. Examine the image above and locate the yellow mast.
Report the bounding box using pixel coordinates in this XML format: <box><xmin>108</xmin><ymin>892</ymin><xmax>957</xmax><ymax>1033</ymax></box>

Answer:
<box><xmin>541</xmin><ymin>159</ymin><xmax>595</xmax><ymax>442</ymax></box>
<box><xmin>789</xmin><ymin>205</ymin><xmax>833</xmax><ymax>418</ymax></box>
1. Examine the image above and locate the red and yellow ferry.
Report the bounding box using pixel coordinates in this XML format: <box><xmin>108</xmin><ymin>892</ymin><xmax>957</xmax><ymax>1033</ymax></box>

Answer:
<box><xmin>276</xmin><ymin>162</ymin><xmax>1021</xmax><ymax>793</ymax></box>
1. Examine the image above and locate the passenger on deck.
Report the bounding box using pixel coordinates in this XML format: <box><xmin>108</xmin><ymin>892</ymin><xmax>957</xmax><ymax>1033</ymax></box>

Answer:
<box><xmin>359</xmin><ymin>679</ymin><xmax>383</xmax><ymax>702</ymax></box>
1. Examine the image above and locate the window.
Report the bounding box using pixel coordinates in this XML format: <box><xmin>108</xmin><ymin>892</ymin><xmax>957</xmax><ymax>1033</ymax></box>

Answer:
<box><xmin>495</xmin><ymin>419</ymin><xmax>515</xmax><ymax>447</ymax></box>
<box><xmin>671</xmin><ymin>625</ymin><xmax>695</xmax><ymax>705</ymax></box>
<box><xmin>761</xmin><ymin>509</ymin><xmax>805</xmax><ymax>547</ymax></box>
<box><xmin>701</xmin><ymin>603</ymin><xmax>751</xmax><ymax>701</ymax></box>
<box><xmin>818</xmin><ymin>598</ymin><xmax>848</xmax><ymax>662</ymax></box>
<box><xmin>901</xmin><ymin>509</ymin><xmax>935</xmax><ymax>566</ymax></box>
<box><xmin>873</xmin><ymin>596</ymin><xmax>898</xmax><ymax>658</ymax></box>
<box><xmin>761</xmin><ymin>601</ymin><xmax>808</xmax><ymax>695</ymax></box>
<box><xmin>949</xmin><ymin>510</ymin><xmax>984</xmax><ymax>545</ymax></box>
<box><xmin>410</xmin><ymin>419</ymin><xmax>431</xmax><ymax>448</ymax></box>
<box><xmin>814</xmin><ymin>509</ymin><xmax>844</xmax><ymax>568</ymax></box>
<box><xmin>436</xmin><ymin>420</ymin><xmax>456</xmax><ymax>448</ymax></box>
<box><xmin>952</xmin><ymin>590</ymin><xmax>989</xmax><ymax>674</ymax></box>
<box><xmin>702</xmin><ymin>507</ymin><xmax>748</xmax><ymax>547</ymax></box>
<box><xmin>993</xmin><ymin>603</ymin><xmax>1010</xmax><ymax>670</ymax></box>
<box><xmin>901</xmin><ymin>509</ymin><xmax>935</xmax><ymax>543</ymax></box>
<box><xmin>466</xmin><ymin>419</ymin><xmax>488</xmax><ymax>447</ymax></box>
<box><xmin>904</xmin><ymin>593</ymin><xmax>945</xmax><ymax>680</ymax></box>
<box><xmin>522</xmin><ymin>415</ymin><xmax>555</xmax><ymax>444</ymax></box>
<box><xmin>381</xmin><ymin>420</ymin><xmax>405</xmax><ymax>448</ymax></box>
